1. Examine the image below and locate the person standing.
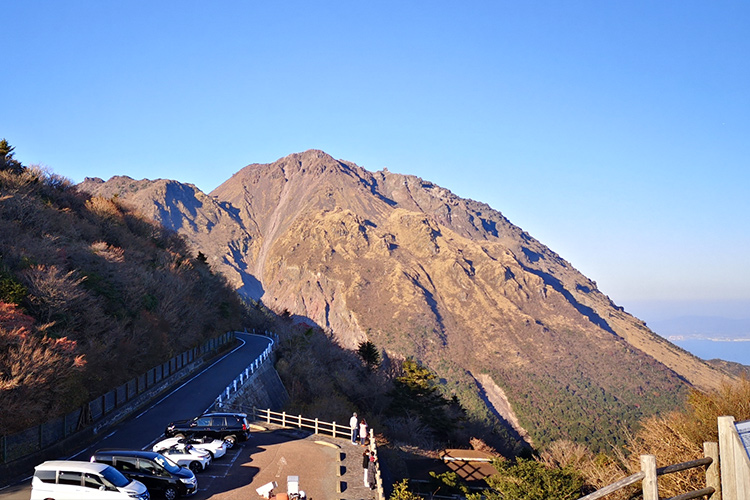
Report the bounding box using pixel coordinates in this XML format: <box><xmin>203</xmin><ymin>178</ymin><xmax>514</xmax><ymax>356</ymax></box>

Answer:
<box><xmin>362</xmin><ymin>449</ymin><xmax>370</xmax><ymax>486</ymax></box>
<box><xmin>349</xmin><ymin>412</ymin><xmax>358</xmax><ymax>444</ymax></box>
<box><xmin>367</xmin><ymin>451</ymin><xmax>377</xmax><ymax>490</ymax></box>
<box><xmin>359</xmin><ymin>418</ymin><xmax>368</xmax><ymax>446</ymax></box>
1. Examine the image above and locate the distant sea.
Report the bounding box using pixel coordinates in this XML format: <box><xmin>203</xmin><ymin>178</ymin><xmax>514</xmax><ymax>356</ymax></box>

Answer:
<box><xmin>668</xmin><ymin>338</ymin><xmax>750</xmax><ymax>366</ymax></box>
<box><xmin>622</xmin><ymin>300</ymin><xmax>750</xmax><ymax>367</ymax></box>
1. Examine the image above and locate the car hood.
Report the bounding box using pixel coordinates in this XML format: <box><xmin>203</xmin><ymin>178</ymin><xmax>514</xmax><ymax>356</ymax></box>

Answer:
<box><xmin>122</xmin><ymin>479</ymin><xmax>148</xmax><ymax>495</ymax></box>
<box><xmin>175</xmin><ymin>466</ymin><xmax>195</xmax><ymax>480</ymax></box>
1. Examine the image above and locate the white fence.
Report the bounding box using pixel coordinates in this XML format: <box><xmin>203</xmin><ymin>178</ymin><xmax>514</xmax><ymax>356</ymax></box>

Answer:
<box><xmin>213</xmin><ymin>330</ymin><xmax>278</xmax><ymax>408</ymax></box>
<box><xmin>248</xmin><ymin>407</ymin><xmax>385</xmax><ymax>500</ymax></box>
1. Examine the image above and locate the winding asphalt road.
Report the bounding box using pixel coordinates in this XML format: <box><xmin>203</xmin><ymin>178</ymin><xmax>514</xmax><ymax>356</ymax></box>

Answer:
<box><xmin>0</xmin><ymin>332</ymin><xmax>273</xmax><ymax>500</ymax></box>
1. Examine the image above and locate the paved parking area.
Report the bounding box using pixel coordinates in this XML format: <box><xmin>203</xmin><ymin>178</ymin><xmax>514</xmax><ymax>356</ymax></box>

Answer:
<box><xmin>0</xmin><ymin>425</ymin><xmax>379</xmax><ymax>500</ymax></box>
<box><xmin>190</xmin><ymin>425</ymin><xmax>378</xmax><ymax>500</ymax></box>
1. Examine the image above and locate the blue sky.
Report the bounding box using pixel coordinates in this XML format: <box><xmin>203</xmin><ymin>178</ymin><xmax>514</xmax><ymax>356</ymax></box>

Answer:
<box><xmin>3</xmin><ymin>1</ymin><xmax>749</xmax><ymax>323</ymax></box>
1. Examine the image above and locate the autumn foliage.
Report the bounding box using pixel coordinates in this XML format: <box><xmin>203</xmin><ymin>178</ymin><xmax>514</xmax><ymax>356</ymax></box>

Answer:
<box><xmin>0</xmin><ymin>155</ymin><xmax>248</xmax><ymax>435</ymax></box>
<box><xmin>0</xmin><ymin>303</ymin><xmax>85</xmax><ymax>431</ymax></box>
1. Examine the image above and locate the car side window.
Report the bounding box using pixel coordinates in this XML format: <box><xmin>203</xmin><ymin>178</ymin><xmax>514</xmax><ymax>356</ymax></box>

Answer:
<box><xmin>212</xmin><ymin>417</ymin><xmax>227</xmax><ymax>426</ymax></box>
<box><xmin>58</xmin><ymin>470</ymin><xmax>82</xmax><ymax>486</ymax></box>
<box><xmin>138</xmin><ymin>459</ymin><xmax>157</xmax><ymax>475</ymax></box>
<box><xmin>197</xmin><ymin>417</ymin><xmax>211</xmax><ymax>426</ymax></box>
<box><xmin>34</xmin><ymin>470</ymin><xmax>56</xmax><ymax>484</ymax></box>
<box><xmin>116</xmin><ymin>457</ymin><xmax>138</xmax><ymax>472</ymax></box>
<box><xmin>83</xmin><ymin>473</ymin><xmax>105</xmax><ymax>489</ymax></box>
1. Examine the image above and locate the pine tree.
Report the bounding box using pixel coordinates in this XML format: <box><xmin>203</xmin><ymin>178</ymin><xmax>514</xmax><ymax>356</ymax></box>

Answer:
<box><xmin>0</xmin><ymin>139</ymin><xmax>25</xmax><ymax>174</ymax></box>
<box><xmin>357</xmin><ymin>340</ymin><xmax>380</xmax><ymax>369</ymax></box>
<box><xmin>387</xmin><ymin>358</ymin><xmax>465</xmax><ymax>439</ymax></box>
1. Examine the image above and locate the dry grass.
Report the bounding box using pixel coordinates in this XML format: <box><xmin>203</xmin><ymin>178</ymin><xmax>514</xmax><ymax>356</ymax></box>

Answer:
<box><xmin>540</xmin><ymin>377</ymin><xmax>750</xmax><ymax>499</ymax></box>
<box><xmin>0</xmin><ymin>166</ymin><xmax>250</xmax><ymax>434</ymax></box>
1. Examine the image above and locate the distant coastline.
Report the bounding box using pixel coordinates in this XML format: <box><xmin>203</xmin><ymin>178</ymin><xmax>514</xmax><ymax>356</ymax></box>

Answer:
<box><xmin>667</xmin><ymin>337</ymin><xmax>750</xmax><ymax>366</ymax></box>
<box><xmin>667</xmin><ymin>335</ymin><xmax>750</xmax><ymax>343</ymax></box>
<box><xmin>622</xmin><ymin>300</ymin><xmax>750</xmax><ymax>368</ymax></box>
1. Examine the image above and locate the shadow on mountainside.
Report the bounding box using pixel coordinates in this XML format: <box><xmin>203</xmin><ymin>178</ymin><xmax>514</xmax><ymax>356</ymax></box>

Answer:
<box><xmin>259</xmin><ymin>310</ymin><xmax>529</xmax><ymax>463</ymax></box>
<box><xmin>520</xmin><ymin>249</ymin><xmax>616</xmax><ymax>335</ymax></box>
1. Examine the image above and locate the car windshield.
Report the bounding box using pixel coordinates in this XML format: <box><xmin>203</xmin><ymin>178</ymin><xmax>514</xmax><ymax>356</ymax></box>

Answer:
<box><xmin>100</xmin><ymin>466</ymin><xmax>131</xmax><ymax>488</ymax></box>
<box><xmin>153</xmin><ymin>454</ymin><xmax>182</xmax><ymax>473</ymax></box>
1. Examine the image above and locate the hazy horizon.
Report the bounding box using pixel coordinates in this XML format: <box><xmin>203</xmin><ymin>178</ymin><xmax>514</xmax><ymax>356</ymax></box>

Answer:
<box><xmin>623</xmin><ymin>298</ymin><xmax>749</xmax><ymax>365</ymax></box>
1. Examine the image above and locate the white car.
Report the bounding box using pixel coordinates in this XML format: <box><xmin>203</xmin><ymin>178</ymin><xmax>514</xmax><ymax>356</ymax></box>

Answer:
<box><xmin>151</xmin><ymin>442</ymin><xmax>211</xmax><ymax>473</ymax></box>
<box><xmin>31</xmin><ymin>460</ymin><xmax>149</xmax><ymax>500</ymax></box>
<box><xmin>153</xmin><ymin>436</ymin><xmax>228</xmax><ymax>459</ymax></box>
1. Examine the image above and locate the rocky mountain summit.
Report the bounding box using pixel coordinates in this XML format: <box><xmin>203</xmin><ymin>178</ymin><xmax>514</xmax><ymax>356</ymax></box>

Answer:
<box><xmin>79</xmin><ymin>150</ymin><xmax>729</xmax><ymax>450</ymax></box>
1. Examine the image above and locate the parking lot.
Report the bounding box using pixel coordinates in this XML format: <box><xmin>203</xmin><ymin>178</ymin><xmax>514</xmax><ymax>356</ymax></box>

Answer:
<box><xmin>162</xmin><ymin>425</ymin><xmax>376</xmax><ymax>500</ymax></box>
<box><xmin>0</xmin><ymin>425</ymin><xmax>377</xmax><ymax>500</ymax></box>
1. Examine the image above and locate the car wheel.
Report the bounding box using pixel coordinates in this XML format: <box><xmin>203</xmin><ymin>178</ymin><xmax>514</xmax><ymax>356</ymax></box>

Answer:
<box><xmin>174</xmin><ymin>433</ymin><xmax>185</xmax><ymax>439</ymax></box>
<box><xmin>164</xmin><ymin>486</ymin><xmax>178</xmax><ymax>500</ymax></box>
<box><xmin>189</xmin><ymin>461</ymin><xmax>203</xmax><ymax>473</ymax></box>
<box><xmin>224</xmin><ymin>435</ymin><xmax>236</xmax><ymax>448</ymax></box>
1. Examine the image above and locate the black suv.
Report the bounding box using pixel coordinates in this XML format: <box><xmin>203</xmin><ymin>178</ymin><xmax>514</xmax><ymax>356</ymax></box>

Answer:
<box><xmin>164</xmin><ymin>412</ymin><xmax>250</xmax><ymax>447</ymax></box>
<box><xmin>90</xmin><ymin>449</ymin><xmax>197</xmax><ymax>500</ymax></box>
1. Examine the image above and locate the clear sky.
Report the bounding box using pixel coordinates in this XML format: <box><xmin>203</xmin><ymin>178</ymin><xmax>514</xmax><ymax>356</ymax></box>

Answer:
<box><xmin>3</xmin><ymin>1</ymin><xmax>749</xmax><ymax>321</ymax></box>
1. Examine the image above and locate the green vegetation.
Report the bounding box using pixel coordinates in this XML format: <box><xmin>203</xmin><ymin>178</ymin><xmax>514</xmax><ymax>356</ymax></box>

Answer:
<box><xmin>428</xmin><ymin>471</ymin><xmax>470</xmax><ymax>496</ymax></box>
<box><xmin>387</xmin><ymin>358</ymin><xmax>466</xmax><ymax>441</ymax></box>
<box><xmin>384</xmin><ymin>373</ymin><xmax>750</xmax><ymax>500</ymax></box>
<box><xmin>467</xmin><ymin>458</ymin><xmax>583</xmax><ymax>500</ymax></box>
<box><xmin>0</xmin><ymin>138</ymin><xmax>24</xmax><ymax>175</ymax></box>
<box><xmin>389</xmin><ymin>479</ymin><xmax>422</xmax><ymax>500</ymax></box>
<box><xmin>357</xmin><ymin>340</ymin><xmax>380</xmax><ymax>369</ymax></box>
<box><xmin>490</xmin><ymin>335</ymin><xmax>688</xmax><ymax>452</ymax></box>
<box><xmin>0</xmin><ymin>268</ymin><xmax>27</xmax><ymax>304</ymax></box>
<box><xmin>0</xmin><ymin>142</ymin><xmax>249</xmax><ymax>434</ymax></box>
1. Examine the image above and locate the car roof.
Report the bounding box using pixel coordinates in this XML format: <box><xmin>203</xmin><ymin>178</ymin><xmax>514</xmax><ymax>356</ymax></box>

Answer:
<box><xmin>36</xmin><ymin>460</ymin><xmax>110</xmax><ymax>473</ymax></box>
<box><xmin>201</xmin><ymin>412</ymin><xmax>247</xmax><ymax>417</ymax></box>
<box><xmin>93</xmin><ymin>449</ymin><xmax>162</xmax><ymax>459</ymax></box>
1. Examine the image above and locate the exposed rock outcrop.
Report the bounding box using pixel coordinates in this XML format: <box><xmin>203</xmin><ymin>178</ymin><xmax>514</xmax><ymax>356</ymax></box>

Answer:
<box><xmin>79</xmin><ymin>150</ymin><xmax>730</xmax><ymax>450</ymax></box>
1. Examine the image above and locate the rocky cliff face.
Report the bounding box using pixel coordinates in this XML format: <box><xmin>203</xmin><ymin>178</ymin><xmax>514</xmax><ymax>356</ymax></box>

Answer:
<box><xmin>79</xmin><ymin>150</ymin><xmax>729</xmax><ymax>450</ymax></box>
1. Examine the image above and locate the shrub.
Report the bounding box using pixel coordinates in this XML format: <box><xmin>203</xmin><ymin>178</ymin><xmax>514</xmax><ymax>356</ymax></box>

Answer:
<box><xmin>0</xmin><ymin>270</ymin><xmax>27</xmax><ymax>305</ymax></box>
<box><xmin>468</xmin><ymin>458</ymin><xmax>584</xmax><ymax>500</ymax></box>
<box><xmin>389</xmin><ymin>479</ymin><xmax>421</xmax><ymax>500</ymax></box>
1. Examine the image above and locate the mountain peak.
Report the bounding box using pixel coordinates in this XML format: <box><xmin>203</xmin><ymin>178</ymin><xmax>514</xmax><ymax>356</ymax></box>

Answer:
<box><xmin>78</xmin><ymin>151</ymin><xmax>730</xmax><ymax>453</ymax></box>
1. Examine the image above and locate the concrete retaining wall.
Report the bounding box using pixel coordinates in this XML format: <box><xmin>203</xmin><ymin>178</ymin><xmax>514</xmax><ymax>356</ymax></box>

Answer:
<box><xmin>214</xmin><ymin>357</ymin><xmax>289</xmax><ymax>411</ymax></box>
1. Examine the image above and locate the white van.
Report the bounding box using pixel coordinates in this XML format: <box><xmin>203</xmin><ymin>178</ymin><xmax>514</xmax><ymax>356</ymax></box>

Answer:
<box><xmin>31</xmin><ymin>460</ymin><xmax>150</xmax><ymax>500</ymax></box>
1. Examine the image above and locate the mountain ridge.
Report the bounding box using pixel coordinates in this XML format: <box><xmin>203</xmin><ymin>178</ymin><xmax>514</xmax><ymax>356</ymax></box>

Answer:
<box><xmin>78</xmin><ymin>149</ymin><xmax>731</xmax><ymax>451</ymax></box>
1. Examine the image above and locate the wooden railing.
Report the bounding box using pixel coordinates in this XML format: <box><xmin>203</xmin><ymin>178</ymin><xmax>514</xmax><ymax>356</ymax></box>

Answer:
<box><xmin>579</xmin><ymin>415</ymin><xmax>750</xmax><ymax>500</ymax></box>
<box><xmin>578</xmin><ymin>443</ymin><xmax>719</xmax><ymax>500</ymax></box>
<box><xmin>249</xmin><ymin>407</ymin><xmax>385</xmax><ymax>500</ymax></box>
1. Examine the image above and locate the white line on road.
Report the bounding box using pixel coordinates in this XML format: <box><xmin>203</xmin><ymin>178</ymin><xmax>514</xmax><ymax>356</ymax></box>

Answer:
<box><xmin>135</xmin><ymin>336</ymin><xmax>250</xmax><ymax>420</ymax></box>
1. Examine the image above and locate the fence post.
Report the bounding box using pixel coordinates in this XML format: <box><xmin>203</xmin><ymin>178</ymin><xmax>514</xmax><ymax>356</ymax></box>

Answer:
<box><xmin>704</xmin><ymin>441</ymin><xmax>721</xmax><ymax>500</ymax></box>
<box><xmin>640</xmin><ymin>454</ymin><xmax>658</xmax><ymax>500</ymax></box>
<box><xmin>332</xmin><ymin>421</ymin><xmax>337</xmax><ymax>439</ymax></box>
<box><xmin>298</xmin><ymin>415</ymin><xmax>302</xmax><ymax>429</ymax></box>
<box><xmin>282</xmin><ymin>412</ymin><xmax>286</xmax><ymax>427</ymax></box>
<box><xmin>718</xmin><ymin>415</ymin><xmax>750</xmax><ymax>500</ymax></box>
<box><xmin>315</xmin><ymin>418</ymin><xmax>319</xmax><ymax>435</ymax></box>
